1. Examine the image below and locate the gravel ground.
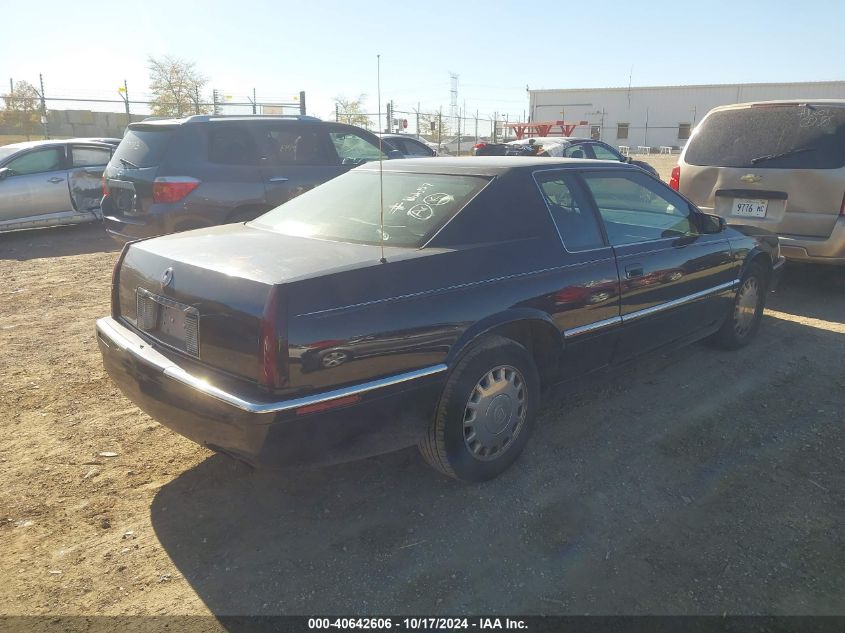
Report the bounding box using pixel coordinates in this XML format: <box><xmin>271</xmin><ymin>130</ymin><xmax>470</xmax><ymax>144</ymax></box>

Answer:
<box><xmin>1</xmin><ymin>212</ymin><xmax>843</xmax><ymax>619</ymax></box>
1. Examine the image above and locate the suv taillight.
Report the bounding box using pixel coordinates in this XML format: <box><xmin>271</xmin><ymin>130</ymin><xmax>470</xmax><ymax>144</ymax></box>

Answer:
<box><xmin>152</xmin><ymin>177</ymin><xmax>200</xmax><ymax>203</ymax></box>
<box><xmin>669</xmin><ymin>165</ymin><xmax>681</xmax><ymax>190</ymax></box>
<box><xmin>473</xmin><ymin>143</ymin><xmax>486</xmax><ymax>149</ymax></box>
<box><xmin>101</xmin><ymin>175</ymin><xmax>109</xmax><ymax>197</ymax></box>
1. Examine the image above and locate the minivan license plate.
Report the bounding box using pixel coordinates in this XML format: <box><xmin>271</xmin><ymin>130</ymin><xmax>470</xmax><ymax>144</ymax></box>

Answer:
<box><xmin>732</xmin><ymin>198</ymin><xmax>768</xmax><ymax>218</ymax></box>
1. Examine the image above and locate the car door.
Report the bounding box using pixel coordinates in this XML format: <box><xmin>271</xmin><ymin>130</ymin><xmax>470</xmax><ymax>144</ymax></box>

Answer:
<box><xmin>68</xmin><ymin>144</ymin><xmax>113</xmax><ymax>212</ymax></box>
<box><xmin>579</xmin><ymin>169</ymin><xmax>738</xmax><ymax>361</ymax></box>
<box><xmin>0</xmin><ymin>146</ymin><xmax>70</xmax><ymax>223</ymax></box>
<box><xmin>533</xmin><ymin>169</ymin><xmax>622</xmax><ymax>379</ymax></box>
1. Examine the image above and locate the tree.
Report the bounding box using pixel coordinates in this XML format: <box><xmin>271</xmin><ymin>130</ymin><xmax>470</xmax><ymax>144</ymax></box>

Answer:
<box><xmin>148</xmin><ymin>56</ymin><xmax>210</xmax><ymax>117</ymax></box>
<box><xmin>1</xmin><ymin>81</ymin><xmax>41</xmax><ymax>140</ymax></box>
<box><xmin>334</xmin><ymin>94</ymin><xmax>371</xmax><ymax>129</ymax></box>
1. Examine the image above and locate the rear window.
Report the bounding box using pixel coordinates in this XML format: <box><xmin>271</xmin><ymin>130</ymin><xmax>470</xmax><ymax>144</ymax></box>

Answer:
<box><xmin>112</xmin><ymin>128</ymin><xmax>174</xmax><ymax>168</ymax></box>
<box><xmin>252</xmin><ymin>170</ymin><xmax>489</xmax><ymax>247</ymax></box>
<box><xmin>686</xmin><ymin>104</ymin><xmax>845</xmax><ymax>169</ymax></box>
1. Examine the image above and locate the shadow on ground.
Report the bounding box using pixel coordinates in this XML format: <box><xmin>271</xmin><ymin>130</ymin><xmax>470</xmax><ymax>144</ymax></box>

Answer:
<box><xmin>0</xmin><ymin>222</ymin><xmax>119</xmax><ymax>260</ymax></box>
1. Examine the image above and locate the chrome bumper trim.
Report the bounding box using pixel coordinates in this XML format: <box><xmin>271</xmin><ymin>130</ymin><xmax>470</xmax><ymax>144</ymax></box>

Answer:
<box><xmin>96</xmin><ymin>317</ymin><xmax>448</xmax><ymax>415</ymax></box>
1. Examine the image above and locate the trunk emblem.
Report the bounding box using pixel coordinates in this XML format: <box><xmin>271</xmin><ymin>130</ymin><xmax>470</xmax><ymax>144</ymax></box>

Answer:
<box><xmin>740</xmin><ymin>174</ymin><xmax>762</xmax><ymax>183</ymax></box>
<box><xmin>160</xmin><ymin>267</ymin><xmax>174</xmax><ymax>289</ymax></box>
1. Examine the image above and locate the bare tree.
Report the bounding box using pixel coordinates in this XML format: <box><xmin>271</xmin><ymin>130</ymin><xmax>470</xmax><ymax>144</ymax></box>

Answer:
<box><xmin>148</xmin><ymin>56</ymin><xmax>210</xmax><ymax>117</ymax></box>
<box><xmin>334</xmin><ymin>94</ymin><xmax>371</xmax><ymax>129</ymax></box>
<box><xmin>1</xmin><ymin>81</ymin><xmax>41</xmax><ymax>140</ymax></box>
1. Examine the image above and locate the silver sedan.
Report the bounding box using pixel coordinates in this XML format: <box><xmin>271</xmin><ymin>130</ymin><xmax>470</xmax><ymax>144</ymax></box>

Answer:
<box><xmin>0</xmin><ymin>139</ymin><xmax>116</xmax><ymax>232</ymax></box>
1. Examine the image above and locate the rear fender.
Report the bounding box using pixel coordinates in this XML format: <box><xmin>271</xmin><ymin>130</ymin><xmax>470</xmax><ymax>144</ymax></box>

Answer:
<box><xmin>446</xmin><ymin>309</ymin><xmax>562</xmax><ymax>382</ymax></box>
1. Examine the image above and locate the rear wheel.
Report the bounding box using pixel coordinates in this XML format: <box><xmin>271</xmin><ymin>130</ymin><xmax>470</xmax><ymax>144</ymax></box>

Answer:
<box><xmin>709</xmin><ymin>263</ymin><xmax>768</xmax><ymax>349</ymax></box>
<box><xmin>419</xmin><ymin>335</ymin><xmax>540</xmax><ymax>482</ymax></box>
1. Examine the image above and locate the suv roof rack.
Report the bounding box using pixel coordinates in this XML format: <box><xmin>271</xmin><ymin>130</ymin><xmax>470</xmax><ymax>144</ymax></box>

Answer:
<box><xmin>136</xmin><ymin>114</ymin><xmax>322</xmax><ymax>125</ymax></box>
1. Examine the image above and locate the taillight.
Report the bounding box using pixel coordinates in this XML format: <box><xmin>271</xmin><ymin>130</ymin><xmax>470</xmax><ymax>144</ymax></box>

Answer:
<box><xmin>473</xmin><ymin>143</ymin><xmax>486</xmax><ymax>149</ymax></box>
<box><xmin>669</xmin><ymin>165</ymin><xmax>681</xmax><ymax>190</ymax></box>
<box><xmin>152</xmin><ymin>177</ymin><xmax>200</xmax><ymax>204</ymax></box>
<box><xmin>259</xmin><ymin>285</ymin><xmax>286</xmax><ymax>389</ymax></box>
<box><xmin>101</xmin><ymin>175</ymin><xmax>109</xmax><ymax>197</ymax></box>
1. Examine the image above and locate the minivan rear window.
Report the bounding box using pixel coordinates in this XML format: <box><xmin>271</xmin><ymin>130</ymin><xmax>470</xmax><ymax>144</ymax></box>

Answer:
<box><xmin>112</xmin><ymin>128</ymin><xmax>174</xmax><ymax>168</ymax></box>
<box><xmin>685</xmin><ymin>104</ymin><xmax>845</xmax><ymax>169</ymax></box>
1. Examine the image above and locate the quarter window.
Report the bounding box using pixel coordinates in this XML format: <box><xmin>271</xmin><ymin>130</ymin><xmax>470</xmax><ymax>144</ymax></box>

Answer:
<box><xmin>582</xmin><ymin>171</ymin><xmax>697</xmax><ymax>246</ymax></box>
<box><xmin>257</xmin><ymin>125</ymin><xmax>332</xmax><ymax>165</ymax></box>
<box><xmin>6</xmin><ymin>147</ymin><xmax>64</xmax><ymax>175</ymax></box>
<box><xmin>678</xmin><ymin>123</ymin><xmax>692</xmax><ymax>140</ymax></box>
<box><xmin>616</xmin><ymin>123</ymin><xmax>629</xmax><ymax>140</ymax></box>
<box><xmin>535</xmin><ymin>171</ymin><xmax>605</xmax><ymax>251</ymax></box>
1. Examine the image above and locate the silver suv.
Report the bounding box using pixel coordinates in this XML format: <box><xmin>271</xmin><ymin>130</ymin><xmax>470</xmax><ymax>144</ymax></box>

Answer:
<box><xmin>673</xmin><ymin>100</ymin><xmax>845</xmax><ymax>265</ymax></box>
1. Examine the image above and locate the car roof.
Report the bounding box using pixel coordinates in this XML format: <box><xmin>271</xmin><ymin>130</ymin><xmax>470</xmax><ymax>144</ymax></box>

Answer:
<box><xmin>710</xmin><ymin>99</ymin><xmax>845</xmax><ymax>113</ymax></box>
<box><xmin>129</xmin><ymin>114</ymin><xmax>323</xmax><ymax>128</ymax></box>
<box><xmin>0</xmin><ymin>138</ymin><xmax>115</xmax><ymax>151</ymax></box>
<box><xmin>360</xmin><ymin>156</ymin><xmax>635</xmax><ymax>176</ymax></box>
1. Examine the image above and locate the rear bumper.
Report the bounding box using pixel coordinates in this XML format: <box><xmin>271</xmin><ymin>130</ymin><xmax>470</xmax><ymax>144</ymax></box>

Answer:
<box><xmin>778</xmin><ymin>218</ymin><xmax>845</xmax><ymax>265</ymax></box>
<box><xmin>95</xmin><ymin>317</ymin><xmax>447</xmax><ymax>467</ymax></box>
<box><xmin>103</xmin><ymin>213</ymin><xmax>168</xmax><ymax>243</ymax></box>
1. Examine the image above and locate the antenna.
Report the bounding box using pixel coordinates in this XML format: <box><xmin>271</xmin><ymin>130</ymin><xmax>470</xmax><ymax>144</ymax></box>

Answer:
<box><xmin>377</xmin><ymin>54</ymin><xmax>386</xmax><ymax>264</ymax></box>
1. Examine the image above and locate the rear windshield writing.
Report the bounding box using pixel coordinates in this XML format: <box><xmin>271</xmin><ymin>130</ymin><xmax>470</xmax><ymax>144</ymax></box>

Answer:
<box><xmin>252</xmin><ymin>171</ymin><xmax>489</xmax><ymax>247</ymax></box>
<box><xmin>112</xmin><ymin>129</ymin><xmax>173</xmax><ymax>168</ymax></box>
<box><xmin>685</xmin><ymin>105</ymin><xmax>845</xmax><ymax>169</ymax></box>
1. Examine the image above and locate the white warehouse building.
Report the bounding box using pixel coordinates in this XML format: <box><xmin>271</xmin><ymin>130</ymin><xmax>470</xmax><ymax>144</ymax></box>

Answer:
<box><xmin>528</xmin><ymin>81</ymin><xmax>845</xmax><ymax>151</ymax></box>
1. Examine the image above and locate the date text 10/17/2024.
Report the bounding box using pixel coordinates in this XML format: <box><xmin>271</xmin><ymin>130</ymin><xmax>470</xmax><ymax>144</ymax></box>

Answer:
<box><xmin>307</xmin><ymin>618</ymin><xmax>528</xmax><ymax>630</ymax></box>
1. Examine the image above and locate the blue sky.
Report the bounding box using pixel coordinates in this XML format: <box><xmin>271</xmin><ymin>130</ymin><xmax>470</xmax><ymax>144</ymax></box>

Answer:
<box><xmin>2</xmin><ymin>0</ymin><xmax>843</xmax><ymax>121</ymax></box>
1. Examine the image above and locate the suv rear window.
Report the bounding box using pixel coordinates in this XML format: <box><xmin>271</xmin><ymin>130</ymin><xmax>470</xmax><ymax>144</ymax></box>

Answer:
<box><xmin>685</xmin><ymin>104</ymin><xmax>845</xmax><ymax>169</ymax></box>
<box><xmin>112</xmin><ymin>128</ymin><xmax>174</xmax><ymax>168</ymax></box>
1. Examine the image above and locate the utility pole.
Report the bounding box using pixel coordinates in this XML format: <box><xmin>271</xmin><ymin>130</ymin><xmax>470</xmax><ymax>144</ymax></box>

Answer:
<box><xmin>416</xmin><ymin>102</ymin><xmax>420</xmax><ymax>139</ymax></box>
<box><xmin>437</xmin><ymin>108</ymin><xmax>442</xmax><ymax>149</ymax></box>
<box><xmin>299</xmin><ymin>91</ymin><xmax>306</xmax><ymax>115</ymax></box>
<box><xmin>212</xmin><ymin>89</ymin><xmax>219</xmax><ymax>115</ymax></box>
<box><xmin>252</xmin><ymin>88</ymin><xmax>257</xmax><ymax>115</ymax></box>
<box><xmin>123</xmin><ymin>80</ymin><xmax>130</xmax><ymax>126</ymax></box>
<box><xmin>38</xmin><ymin>73</ymin><xmax>49</xmax><ymax>139</ymax></box>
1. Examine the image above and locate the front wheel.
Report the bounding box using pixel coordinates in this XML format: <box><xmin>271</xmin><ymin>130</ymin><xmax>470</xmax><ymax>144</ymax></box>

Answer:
<box><xmin>709</xmin><ymin>264</ymin><xmax>768</xmax><ymax>349</ymax></box>
<box><xmin>419</xmin><ymin>335</ymin><xmax>540</xmax><ymax>482</ymax></box>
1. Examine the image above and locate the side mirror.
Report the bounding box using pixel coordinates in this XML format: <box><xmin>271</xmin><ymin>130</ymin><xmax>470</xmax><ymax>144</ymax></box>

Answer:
<box><xmin>699</xmin><ymin>212</ymin><xmax>726</xmax><ymax>234</ymax></box>
<box><xmin>625</xmin><ymin>156</ymin><xmax>633</xmax><ymax>164</ymax></box>
<box><xmin>0</xmin><ymin>167</ymin><xmax>9</xmax><ymax>181</ymax></box>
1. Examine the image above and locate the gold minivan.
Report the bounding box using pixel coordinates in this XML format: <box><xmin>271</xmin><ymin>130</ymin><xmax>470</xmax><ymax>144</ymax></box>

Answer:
<box><xmin>672</xmin><ymin>100</ymin><xmax>845</xmax><ymax>265</ymax></box>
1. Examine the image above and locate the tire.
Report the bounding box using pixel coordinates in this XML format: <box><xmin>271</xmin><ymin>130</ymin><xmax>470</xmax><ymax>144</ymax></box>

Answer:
<box><xmin>320</xmin><ymin>350</ymin><xmax>350</xmax><ymax>368</ymax></box>
<box><xmin>709</xmin><ymin>263</ymin><xmax>768</xmax><ymax>350</ymax></box>
<box><xmin>419</xmin><ymin>335</ymin><xmax>540</xmax><ymax>482</ymax></box>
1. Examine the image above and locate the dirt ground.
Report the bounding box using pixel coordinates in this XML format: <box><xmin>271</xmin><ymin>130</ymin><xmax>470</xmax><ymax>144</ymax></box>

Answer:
<box><xmin>1</xmin><ymin>207</ymin><xmax>844</xmax><ymax>620</ymax></box>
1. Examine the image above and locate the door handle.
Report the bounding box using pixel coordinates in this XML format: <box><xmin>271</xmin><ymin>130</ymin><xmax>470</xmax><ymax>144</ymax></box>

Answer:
<box><xmin>268</xmin><ymin>177</ymin><xmax>289</xmax><ymax>183</ymax></box>
<box><xmin>48</xmin><ymin>177</ymin><xmax>65</xmax><ymax>183</ymax></box>
<box><xmin>625</xmin><ymin>264</ymin><xmax>644</xmax><ymax>279</ymax></box>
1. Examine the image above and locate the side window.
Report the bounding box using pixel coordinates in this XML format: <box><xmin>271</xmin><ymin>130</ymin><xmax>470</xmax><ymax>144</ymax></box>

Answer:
<box><xmin>590</xmin><ymin>143</ymin><xmax>622</xmax><ymax>161</ymax></box>
<box><xmin>256</xmin><ymin>125</ymin><xmax>332</xmax><ymax>165</ymax></box>
<box><xmin>535</xmin><ymin>171</ymin><xmax>606</xmax><ymax>251</ymax></box>
<box><xmin>208</xmin><ymin>124</ymin><xmax>260</xmax><ymax>165</ymax></box>
<box><xmin>329</xmin><ymin>129</ymin><xmax>386</xmax><ymax>164</ymax></box>
<box><xmin>71</xmin><ymin>146</ymin><xmax>111</xmax><ymax>167</ymax></box>
<box><xmin>582</xmin><ymin>171</ymin><xmax>697</xmax><ymax>246</ymax></box>
<box><xmin>402</xmin><ymin>138</ymin><xmax>434</xmax><ymax>157</ymax></box>
<box><xmin>7</xmin><ymin>148</ymin><xmax>64</xmax><ymax>175</ymax></box>
<box><xmin>563</xmin><ymin>144</ymin><xmax>590</xmax><ymax>159</ymax></box>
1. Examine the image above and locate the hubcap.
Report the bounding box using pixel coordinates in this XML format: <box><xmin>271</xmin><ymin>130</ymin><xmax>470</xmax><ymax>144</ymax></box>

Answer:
<box><xmin>734</xmin><ymin>277</ymin><xmax>760</xmax><ymax>338</ymax></box>
<box><xmin>321</xmin><ymin>351</ymin><xmax>348</xmax><ymax>368</ymax></box>
<box><xmin>463</xmin><ymin>365</ymin><xmax>527</xmax><ymax>461</ymax></box>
